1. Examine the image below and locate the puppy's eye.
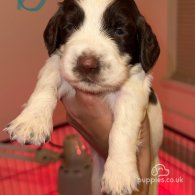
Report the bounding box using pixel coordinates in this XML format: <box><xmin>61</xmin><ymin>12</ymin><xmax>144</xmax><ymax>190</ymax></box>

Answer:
<box><xmin>63</xmin><ymin>23</ymin><xmax>75</xmax><ymax>33</ymax></box>
<box><xmin>114</xmin><ymin>27</ymin><xmax>126</xmax><ymax>36</ymax></box>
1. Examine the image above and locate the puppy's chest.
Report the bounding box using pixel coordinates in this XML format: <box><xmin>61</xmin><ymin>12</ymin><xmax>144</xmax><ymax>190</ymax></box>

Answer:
<box><xmin>58</xmin><ymin>80</ymin><xmax>120</xmax><ymax>112</ymax></box>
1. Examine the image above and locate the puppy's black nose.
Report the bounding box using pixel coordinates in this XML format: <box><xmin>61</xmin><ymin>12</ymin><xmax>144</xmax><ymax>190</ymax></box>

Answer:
<box><xmin>77</xmin><ymin>55</ymin><xmax>98</xmax><ymax>71</ymax></box>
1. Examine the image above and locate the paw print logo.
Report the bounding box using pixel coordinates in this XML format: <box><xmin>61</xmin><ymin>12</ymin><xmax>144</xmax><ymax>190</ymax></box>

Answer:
<box><xmin>151</xmin><ymin>164</ymin><xmax>170</xmax><ymax>177</ymax></box>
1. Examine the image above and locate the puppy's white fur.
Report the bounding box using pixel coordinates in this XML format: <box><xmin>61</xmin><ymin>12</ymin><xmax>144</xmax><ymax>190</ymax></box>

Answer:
<box><xmin>6</xmin><ymin>0</ymin><xmax>163</xmax><ymax>194</ymax></box>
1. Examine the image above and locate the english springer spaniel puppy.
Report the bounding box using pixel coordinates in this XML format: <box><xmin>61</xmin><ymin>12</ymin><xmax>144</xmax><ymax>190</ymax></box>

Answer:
<box><xmin>6</xmin><ymin>0</ymin><xmax>163</xmax><ymax>194</ymax></box>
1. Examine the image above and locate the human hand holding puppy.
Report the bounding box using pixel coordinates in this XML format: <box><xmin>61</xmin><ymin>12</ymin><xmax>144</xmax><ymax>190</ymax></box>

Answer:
<box><xmin>62</xmin><ymin>91</ymin><xmax>111</xmax><ymax>158</ymax></box>
<box><xmin>62</xmin><ymin>90</ymin><xmax>151</xmax><ymax>195</ymax></box>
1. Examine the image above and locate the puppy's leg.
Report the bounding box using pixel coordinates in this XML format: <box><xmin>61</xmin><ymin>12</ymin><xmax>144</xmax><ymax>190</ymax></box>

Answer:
<box><xmin>101</xmin><ymin>66</ymin><xmax>151</xmax><ymax>195</ymax></box>
<box><xmin>5</xmin><ymin>54</ymin><xmax>62</xmax><ymax>145</ymax></box>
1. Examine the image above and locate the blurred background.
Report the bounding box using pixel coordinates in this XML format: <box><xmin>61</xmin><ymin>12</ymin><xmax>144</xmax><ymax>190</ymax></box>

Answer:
<box><xmin>0</xmin><ymin>0</ymin><xmax>194</xmax><ymax>195</ymax></box>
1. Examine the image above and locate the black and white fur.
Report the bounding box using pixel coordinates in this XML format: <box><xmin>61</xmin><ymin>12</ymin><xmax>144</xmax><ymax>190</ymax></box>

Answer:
<box><xmin>6</xmin><ymin>0</ymin><xmax>163</xmax><ymax>194</ymax></box>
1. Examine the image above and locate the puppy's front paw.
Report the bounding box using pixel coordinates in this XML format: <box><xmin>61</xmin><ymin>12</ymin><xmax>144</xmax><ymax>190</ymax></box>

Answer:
<box><xmin>101</xmin><ymin>157</ymin><xmax>140</xmax><ymax>195</ymax></box>
<box><xmin>5</xmin><ymin>109</ymin><xmax>53</xmax><ymax>145</ymax></box>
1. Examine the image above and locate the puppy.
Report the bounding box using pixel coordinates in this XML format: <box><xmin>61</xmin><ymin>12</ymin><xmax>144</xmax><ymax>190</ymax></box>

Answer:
<box><xmin>6</xmin><ymin>0</ymin><xmax>163</xmax><ymax>194</ymax></box>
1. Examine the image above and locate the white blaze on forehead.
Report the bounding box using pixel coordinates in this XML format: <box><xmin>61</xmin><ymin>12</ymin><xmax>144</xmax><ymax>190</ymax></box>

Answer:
<box><xmin>77</xmin><ymin>0</ymin><xmax>114</xmax><ymax>30</ymax></box>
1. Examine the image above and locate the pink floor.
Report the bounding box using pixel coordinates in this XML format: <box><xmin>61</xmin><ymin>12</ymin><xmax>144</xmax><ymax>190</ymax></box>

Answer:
<box><xmin>0</xmin><ymin>126</ymin><xmax>194</xmax><ymax>195</ymax></box>
<box><xmin>158</xmin><ymin>151</ymin><xmax>194</xmax><ymax>195</ymax></box>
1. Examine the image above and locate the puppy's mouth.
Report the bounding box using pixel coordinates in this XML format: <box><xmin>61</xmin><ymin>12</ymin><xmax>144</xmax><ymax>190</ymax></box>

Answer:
<box><xmin>69</xmin><ymin>75</ymin><xmax>123</xmax><ymax>94</ymax></box>
<box><xmin>82</xmin><ymin>77</ymin><xmax>98</xmax><ymax>84</ymax></box>
<box><xmin>62</xmin><ymin>54</ymin><xmax>129</xmax><ymax>92</ymax></box>
<box><xmin>76</xmin><ymin>75</ymin><xmax>102</xmax><ymax>87</ymax></box>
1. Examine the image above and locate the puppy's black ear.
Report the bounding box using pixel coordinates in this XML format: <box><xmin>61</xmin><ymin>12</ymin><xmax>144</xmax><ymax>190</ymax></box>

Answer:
<box><xmin>43</xmin><ymin>8</ymin><xmax>63</xmax><ymax>56</ymax></box>
<box><xmin>137</xmin><ymin>17</ymin><xmax>160</xmax><ymax>72</ymax></box>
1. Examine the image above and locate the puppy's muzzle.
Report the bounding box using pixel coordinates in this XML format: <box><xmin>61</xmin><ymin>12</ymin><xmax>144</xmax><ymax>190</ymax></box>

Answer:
<box><xmin>76</xmin><ymin>55</ymin><xmax>100</xmax><ymax>76</ymax></box>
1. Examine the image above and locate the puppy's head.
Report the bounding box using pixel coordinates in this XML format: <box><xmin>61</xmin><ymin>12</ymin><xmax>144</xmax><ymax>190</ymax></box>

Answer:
<box><xmin>44</xmin><ymin>0</ymin><xmax>160</xmax><ymax>93</ymax></box>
